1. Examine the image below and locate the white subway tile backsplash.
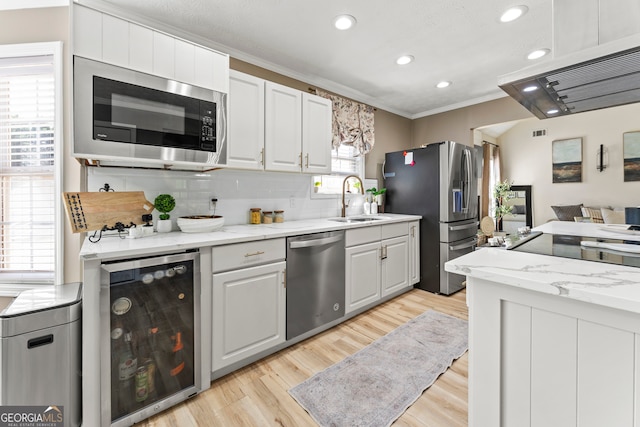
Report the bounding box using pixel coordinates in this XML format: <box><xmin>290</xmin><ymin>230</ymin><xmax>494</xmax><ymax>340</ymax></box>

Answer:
<box><xmin>87</xmin><ymin>167</ymin><xmax>346</xmax><ymax>226</ymax></box>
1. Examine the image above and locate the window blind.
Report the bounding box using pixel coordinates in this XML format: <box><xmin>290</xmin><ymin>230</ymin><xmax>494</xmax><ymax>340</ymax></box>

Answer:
<box><xmin>331</xmin><ymin>144</ymin><xmax>360</xmax><ymax>175</ymax></box>
<box><xmin>0</xmin><ymin>55</ymin><xmax>55</xmax><ymax>282</ymax></box>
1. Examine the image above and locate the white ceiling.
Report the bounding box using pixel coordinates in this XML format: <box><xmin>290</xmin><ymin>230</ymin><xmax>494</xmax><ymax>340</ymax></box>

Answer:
<box><xmin>91</xmin><ymin>0</ymin><xmax>553</xmax><ymax>119</ymax></box>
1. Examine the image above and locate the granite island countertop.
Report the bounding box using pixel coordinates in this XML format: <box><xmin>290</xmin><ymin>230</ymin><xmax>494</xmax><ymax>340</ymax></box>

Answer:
<box><xmin>79</xmin><ymin>213</ymin><xmax>421</xmax><ymax>261</ymax></box>
<box><xmin>445</xmin><ymin>222</ymin><xmax>640</xmax><ymax>314</ymax></box>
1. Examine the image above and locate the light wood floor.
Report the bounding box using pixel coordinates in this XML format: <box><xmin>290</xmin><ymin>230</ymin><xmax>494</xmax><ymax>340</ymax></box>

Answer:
<box><xmin>141</xmin><ymin>289</ymin><xmax>468</xmax><ymax>426</ymax></box>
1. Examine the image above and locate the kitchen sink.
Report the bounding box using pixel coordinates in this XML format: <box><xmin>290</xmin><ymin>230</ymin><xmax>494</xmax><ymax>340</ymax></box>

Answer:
<box><xmin>328</xmin><ymin>216</ymin><xmax>387</xmax><ymax>223</ymax></box>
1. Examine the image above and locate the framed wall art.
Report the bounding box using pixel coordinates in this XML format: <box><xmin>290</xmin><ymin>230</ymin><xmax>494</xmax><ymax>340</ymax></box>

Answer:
<box><xmin>552</xmin><ymin>137</ymin><xmax>582</xmax><ymax>183</ymax></box>
<box><xmin>623</xmin><ymin>131</ymin><xmax>640</xmax><ymax>182</ymax></box>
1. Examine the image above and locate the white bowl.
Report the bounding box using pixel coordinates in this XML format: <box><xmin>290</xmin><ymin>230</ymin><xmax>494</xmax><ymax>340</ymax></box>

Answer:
<box><xmin>177</xmin><ymin>215</ymin><xmax>224</xmax><ymax>233</ymax></box>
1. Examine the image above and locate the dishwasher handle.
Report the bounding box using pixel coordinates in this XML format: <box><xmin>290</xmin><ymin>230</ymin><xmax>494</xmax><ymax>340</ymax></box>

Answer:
<box><xmin>289</xmin><ymin>234</ymin><xmax>343</xmax><ymax>249</ymax></box>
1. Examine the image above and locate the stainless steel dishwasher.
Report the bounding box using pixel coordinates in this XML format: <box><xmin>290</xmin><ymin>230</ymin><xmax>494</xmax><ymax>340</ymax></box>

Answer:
<box><xmin>286</xmin><ymin>230</ymin><xmax>345</xmax><ymax>340</ymax></box>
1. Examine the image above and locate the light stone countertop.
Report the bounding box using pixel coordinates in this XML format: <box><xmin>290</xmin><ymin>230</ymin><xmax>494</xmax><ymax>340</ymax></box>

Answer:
<box><xmin>79</xmin><ymin>213</ymin><xmax>421</xmax><ymax>261</ymax></box>
<box><xmin>445</xmin><ymin>222</ymin><xmax>640</xmax><ymax>314</ymax></box>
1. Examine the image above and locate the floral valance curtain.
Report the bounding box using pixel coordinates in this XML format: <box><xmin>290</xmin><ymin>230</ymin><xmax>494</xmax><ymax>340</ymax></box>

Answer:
<box><xmin>315</xmin><ymin>89</ymin><xmax>375</xmax><ymax>155</ymax></box>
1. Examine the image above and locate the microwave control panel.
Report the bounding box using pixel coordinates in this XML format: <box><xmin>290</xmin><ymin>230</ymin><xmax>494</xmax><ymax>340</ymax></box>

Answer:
<box><xmin>200</xmin><ymin>101</ymin><xmax>216</xmax><ymax>151</ymax></box>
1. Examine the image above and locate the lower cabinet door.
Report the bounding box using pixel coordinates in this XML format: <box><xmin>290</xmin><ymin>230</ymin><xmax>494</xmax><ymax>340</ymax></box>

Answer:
<box><xmin>212</xmin><ymin>261</ymin><xmax>286</xmax><ymax>371</ymax></box>
<box><xmin>382</xmin><ymin>235</ymin><xmax>410</xmax><ymax>296</ymax></box>
<box><xmin>345</xmin><ymin>242</ymin><xmax>381</xmax><ymax>314</ymax></box>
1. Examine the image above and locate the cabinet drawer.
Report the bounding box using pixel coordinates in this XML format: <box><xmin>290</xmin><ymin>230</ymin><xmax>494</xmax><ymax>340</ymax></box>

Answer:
<box><xmin>381</xmin><ymin>222</ymin><xmax>409</xmax><ymax>240</ymax></box>
<box><xmin>346</xmin><ymin>226</ymin><xmax>381</xmax><ymax>247</ymax></box>
<box><xmin>212</xmin><ymin>238</ymin><xmax>285</xmax><ymax>273</ymax></box>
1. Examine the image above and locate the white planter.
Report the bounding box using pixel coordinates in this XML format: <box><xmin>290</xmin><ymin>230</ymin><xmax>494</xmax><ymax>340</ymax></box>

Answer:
<box><xmin>156</xmin><ymin>219</ymin><xmax>172</xmax><ymax>233</ymax></box>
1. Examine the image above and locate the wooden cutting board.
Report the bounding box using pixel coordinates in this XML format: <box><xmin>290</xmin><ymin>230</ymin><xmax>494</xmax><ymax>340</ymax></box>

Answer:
<box><xmin>62</xmin><ymin>191</ymin><xmax>155</xmax><ymax>233</ymax></box>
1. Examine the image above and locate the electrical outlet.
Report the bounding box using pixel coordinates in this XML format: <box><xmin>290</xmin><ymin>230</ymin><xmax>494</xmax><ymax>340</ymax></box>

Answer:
<box><xmin>290</xmin><ymin>197</ymin><xmax>296</xmax><ymax>208</ymax></box>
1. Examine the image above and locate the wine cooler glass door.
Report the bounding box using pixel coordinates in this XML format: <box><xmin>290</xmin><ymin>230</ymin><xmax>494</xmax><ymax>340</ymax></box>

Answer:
<box><xmin>101</xmin><ymin>251</ymin><xmax>201</xmax><ymax>426</ymax></box>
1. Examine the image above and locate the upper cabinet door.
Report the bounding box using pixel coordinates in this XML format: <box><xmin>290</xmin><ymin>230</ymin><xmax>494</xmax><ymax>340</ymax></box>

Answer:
<box><xmin>264</xmin><ymin>82</ymin><xmax>302</xmax><ymax>173</ymax></box>
<box><xmin>73</xmin><ymin>5</ymin><xmax>103</xmax><ymax>59</ymax></box>
<box><xmin>102</xmin><ymin>14</ymin><xmax>129</xmax><ymax>67</ymax></box>
<box><xmin>302</xmin><ymin>93</ymin><xmax>332</xmax><ymax>174</ymax></box>
<box><xmin>227</xmin><ymin>70</ymin><xmax>265</xmax><ymax>170</ymax></box>
<box><xmin>174</xmin><ymin>39</ymin><xmax>195</xmax><ymax>84</ymax></box>
<box><xmin>128</xmin><ymin>24</ymin><xmax>153</xmax><ymax>72</ymax></box>
<box><xmin>152</xmin><ymin>31</ymin><xmax>175</xmax><ymax>79</ymax></box>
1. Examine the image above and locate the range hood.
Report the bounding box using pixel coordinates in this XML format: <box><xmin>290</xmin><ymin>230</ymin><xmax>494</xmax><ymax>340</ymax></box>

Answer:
<box><xmin>498</xmin><ymin>0</ymin><xmax>640</xmax><ymax>120</ymax></box>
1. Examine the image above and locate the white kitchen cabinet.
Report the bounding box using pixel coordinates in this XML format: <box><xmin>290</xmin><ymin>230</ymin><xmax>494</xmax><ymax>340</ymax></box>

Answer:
<box><xmin>212</xmin><ymin>261</ymin><xmax>286</xmax><ymax>371</ymax></box>
<box><xmin>128</xmin><ymin>24</ymin><xmax>153</xmax><ymax>72</ymax></box>
<box><xmin>301</xmin><ymin>93</ymin><xmax>332</xmax><ymax>174</ymax></box>
<box><xmin>409</xmin><ymin>221</ymin><xmax>420</xmax><ymax>284</ymax></box>
<box><xmin>265</xmin><ymin>81</ymin><xmax>303</xmax><ymax>172</ymax></box>
<box><xmin>102</xmin><ymin>14</ymin><xmax>129</xmax><ymax>67</ymax></box>
<box><xmin>345</xmin><ymin>241</ymin><xmax>381</xmax><ymax>313</ymax></box>
<box><xmin>381</xmin><ymin>235</ymin><xmax>409</xmax><ymax>297</ymax></box>
<box><xmin>72</xmin><ymin>4</ymin><xmax>229</xmax><ymax>92</ymax></box>
<box><xmin>211</xmin><ymin>238</ymin><xmax>286</xmax><ymax>372</ymax></box>
<box><xmin>152</xmin><ymin>31</ymin><xmax>175</xmax><ymax>79</ymax></box>
<box><xmin>175</xmin><ymin>38</ymin><xmax>195</xmax><ymax>85</ymax></box>
<box><xmin>345</xmin><ymin>223</ymin><xmax>412</xmax><ymax>314</ymax></box>
<box><xmin>228</xmin><ymin>72</ymin><xmax>331</xmax><ymax>173</ymax></box>
<box><xmin>73</xmin><ymin>5</ymin><xmax>102</xmax><ymax>60</ymax></box>
<box><xmin>227</xmin><ymin>70</ymin><xmax>266</xmax><ymax>169</ymax></box>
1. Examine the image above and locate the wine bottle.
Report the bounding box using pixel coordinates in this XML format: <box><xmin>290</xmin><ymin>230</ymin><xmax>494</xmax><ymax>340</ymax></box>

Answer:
<box><xmin>170</xmin><ymin>331</ymin><xmax>185</xmax><ymax>377</ymax></box>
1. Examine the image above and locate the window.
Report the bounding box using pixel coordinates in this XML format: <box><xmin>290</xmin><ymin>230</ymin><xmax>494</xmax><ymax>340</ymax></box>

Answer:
<box><xmin>313</xmin><ymin>144</ymin><xmax>364</xmax><ymax>195</ymax></box>
<box><xmin>0</xmin><ymin>43</ymin><xmax>62</xmax><ymax>284</ymax></box>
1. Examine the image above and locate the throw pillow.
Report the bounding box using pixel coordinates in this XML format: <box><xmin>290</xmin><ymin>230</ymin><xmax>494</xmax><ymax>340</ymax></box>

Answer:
<box><xmin>512</xmin><ymin>205</ymin><xmax>525</xmax><ymax>215</ymax></box>
<box><xmin>601</xmin><ymin>207</ymin><xmax>625</xmax><ymax>224</ymax></box>
<box><xmin>581</xmin><ymin>206</ymin><xmax>604</xmax><ymax>223</ymax></box>
<box><xmin>551</xmin><ymin>204</ymin><xmax>583</xmax><ymax>221</ymax></box>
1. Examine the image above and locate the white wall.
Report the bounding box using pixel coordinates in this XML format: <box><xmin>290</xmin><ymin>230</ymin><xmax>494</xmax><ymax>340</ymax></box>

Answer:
<box><xmin>500</xmin><ymin>102</ymin><xmax>640</xmax><ymax>224</ymax></box>
<box><xmin>86</xmin><ymin>167</ymin><xmax>374</xmax><ymax>230</ymax></box>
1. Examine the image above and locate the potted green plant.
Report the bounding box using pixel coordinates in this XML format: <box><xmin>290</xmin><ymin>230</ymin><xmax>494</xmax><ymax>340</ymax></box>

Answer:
<box><xmin>314</xmin><ymin>181</ymin><xmax>321</xmax><ymax>193</ymax></box>
<box><xmin>366</xmin><ymin>187</ymin><xmax>386</xmax><ymax>213</ymax></box>
<box><xmin>154</xmin><ymin>194</ymin><xmax>176</xmax><ymax>233</ymax></box>
<box><xmin>493</xmin><ymin>180</ymin><xmax>513</xmax><ymax>232</ymax></box>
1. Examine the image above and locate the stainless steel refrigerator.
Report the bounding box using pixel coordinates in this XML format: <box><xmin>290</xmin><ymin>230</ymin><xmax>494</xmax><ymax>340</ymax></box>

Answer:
<box><xmin>384</xmin><ymin>141</ymin><xmax>478</xmax><ymax>294</ymax></box>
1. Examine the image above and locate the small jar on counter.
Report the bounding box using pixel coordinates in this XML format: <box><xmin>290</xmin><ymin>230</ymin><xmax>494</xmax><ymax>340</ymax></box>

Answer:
<box><xmin>249</xmin><ymin>208</ymin><xmax>261</xmax><ymax>224</ymax></box>
<box><xmin>274</xmin><ymin>210</ymin><xmax>285</xmax><ymax>223</ymax></box>
<box><xmin>262</xmin><ymin>211</ymin><xmax>273</xmax><ymax>224</ymax></box>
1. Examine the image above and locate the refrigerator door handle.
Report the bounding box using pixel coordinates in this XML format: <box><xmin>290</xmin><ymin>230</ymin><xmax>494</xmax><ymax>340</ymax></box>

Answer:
<box><xmin>448</xmin><ymin>222</ymin><xmax>478</xmax><ymax>232</ymax></box>
<box><xmin>381</xmin><ymin>160</ymin><xmax>386</xmax><ymax>180</ymax></box>
<box><xmin>462</xmin><ymin>149</ymin><xmax>472</xmax><ymax>213</ymax></box>
<box><xmin>449</xmin><ymin>238</ymin><xmax>477</xmax><ymax>251</ymax></box>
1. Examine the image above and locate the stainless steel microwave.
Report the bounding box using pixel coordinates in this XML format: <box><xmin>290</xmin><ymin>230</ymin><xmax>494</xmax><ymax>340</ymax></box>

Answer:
<box><xmin>73</xmin><ymin>56</ymin><xmax>227</xmax><ymax>169</ymax></box>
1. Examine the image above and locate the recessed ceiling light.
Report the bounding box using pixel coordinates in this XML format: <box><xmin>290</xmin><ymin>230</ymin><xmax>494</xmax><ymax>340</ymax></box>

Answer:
<box><xmin>523</xmin><ymin>85</ymin><xmax>538</xmax><ymax>92</ymax></box>
<box><xmin>436</xmin><ymin>81</ymin><xmax>451</xmax><ymax>89</ymax></box>
<box><xmin>527</xmin><ymin>48</ymin><xmax>550</xmax><ymax>60</ymax></box>
<box><xmin>500</xmin><ymin>5</ymin><xmax>529</xmax><ymax>23</ymax></box>
<box><xmin>547</xmin><ymin>109</ymin><xmax>559</xmax><ymax>115</ymax></box>
<box><xmin>396</xmin><ymin>55</ymin><xmax>414</xmax><ymax>65</ymax></box>
<box><xmin>334</xmin><ymin>14</ymin><xmax>356</xmax><ymax>30</ymax></box>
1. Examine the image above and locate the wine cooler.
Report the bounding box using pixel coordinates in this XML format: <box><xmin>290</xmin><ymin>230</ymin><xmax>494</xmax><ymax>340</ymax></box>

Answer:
<box><xmin>100</xmin><ymin>251</ymin><xmax>202</xmax><ymax>426</ymax></box>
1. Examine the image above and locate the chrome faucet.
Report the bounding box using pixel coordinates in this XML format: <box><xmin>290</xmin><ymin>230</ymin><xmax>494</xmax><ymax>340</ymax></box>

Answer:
<box><xmin>341</xmin><ymin>175</ymin><xmax>364</xmax><ymax>217</ymax></box>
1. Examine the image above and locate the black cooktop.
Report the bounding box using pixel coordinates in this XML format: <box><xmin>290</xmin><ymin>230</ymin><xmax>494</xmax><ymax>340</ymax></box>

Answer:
<box><xmin>509</xmin><ymin>233</ymin><xmax>640</xmax><ymax>268</ymax></box>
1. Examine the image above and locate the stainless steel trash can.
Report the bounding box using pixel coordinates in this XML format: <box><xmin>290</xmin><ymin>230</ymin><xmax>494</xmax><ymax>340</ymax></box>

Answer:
<box><xmin>0</xmin><ymin>282</ymin><xmax>82</xmax><ymax>427</ymax></box>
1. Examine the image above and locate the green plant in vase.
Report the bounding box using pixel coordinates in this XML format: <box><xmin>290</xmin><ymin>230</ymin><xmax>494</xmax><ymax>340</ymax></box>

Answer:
<box><xmin>154</xmin><ymin>194</ymin><xmax>176</xmax><ymax>232</ymax></box>
<box><xmin>366</xmin><ymin>187</ymin><xmax>386</xmax><ymax>213</ymax></box>
<box><xmin>493</xmin><ymin>180</ymin><xmax>513</xmax><ymax>231</ymax></box>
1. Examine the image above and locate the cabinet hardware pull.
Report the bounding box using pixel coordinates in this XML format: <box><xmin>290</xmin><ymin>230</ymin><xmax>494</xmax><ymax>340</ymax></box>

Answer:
<box><xmin>283</xmin><ymin>269</ymin><xmax>286</xmax><ymax>288</ymax></box>
<box><xmin>411</xmin><ymin>226</ymin><xmax>415</xmax><ymax>237</ymax></box>
<box><xmin>244</xmin><ymin>251</ymin><xmax>265</xmax><ymax>257</ymax></box>
<box><xmin>299</xmin><ymin>152</ymin><xmax>303</xmax><ymax>167</ymax></box>
<box><xmin>260</xmin><ymin>148</ymin><xmax>264</xmax><ymax>165</ymax></box>
<box><xmin>305</xmin><ymin>153</ymin><xmax>309</xmax><ymax>169</ymax></box>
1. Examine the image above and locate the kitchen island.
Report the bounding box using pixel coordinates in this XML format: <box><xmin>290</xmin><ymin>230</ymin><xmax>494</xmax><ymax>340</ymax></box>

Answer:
<box><xmin>445</xmin><ymin>222</ymin><xmax>640</xmax><ymax>427</ymax></box>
